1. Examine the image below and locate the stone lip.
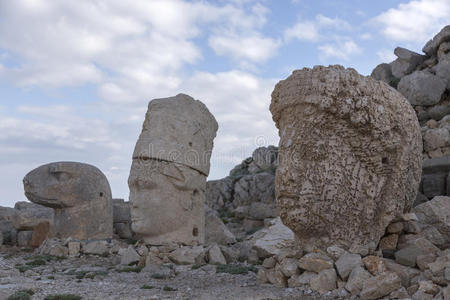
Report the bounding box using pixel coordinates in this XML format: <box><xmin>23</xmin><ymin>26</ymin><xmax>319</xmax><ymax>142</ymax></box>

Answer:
<box><xmin>132</xmin><ymin>93</ymin><xmax>218</xmax><ymax>176</ymax></box>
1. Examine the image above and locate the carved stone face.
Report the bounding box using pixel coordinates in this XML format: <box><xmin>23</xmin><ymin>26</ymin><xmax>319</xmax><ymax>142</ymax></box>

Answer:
<box><xmin>128</xmin><ymin>159</ymin><xmax>205</xmax><ymax>245</ymax></box>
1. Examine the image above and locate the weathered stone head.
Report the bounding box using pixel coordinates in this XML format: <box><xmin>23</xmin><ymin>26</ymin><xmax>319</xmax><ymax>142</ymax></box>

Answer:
<box><xmin>23</xmin><ymin>162</ymin><xmax>113</xmax><ymax>240</ymax></box>
<box><xmin>270</xmin><ymin>65</ymin><xmax>422</xmax><ymax>252</ymax></box>
<box><xmin>129</xmin><ymin>93</ymin><xmax>218</xmax><ymax>245</ymax></box>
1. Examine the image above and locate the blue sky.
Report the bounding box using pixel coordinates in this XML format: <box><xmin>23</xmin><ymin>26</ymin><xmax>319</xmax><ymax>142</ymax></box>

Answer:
<box><xmin>0</xmin><ymin>0</ymin><xmax>449</xmax><ymax>207</ymax></box>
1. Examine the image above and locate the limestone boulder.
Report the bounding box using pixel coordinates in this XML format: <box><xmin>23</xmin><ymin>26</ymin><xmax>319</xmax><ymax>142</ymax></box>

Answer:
<box><xmin>205</xmin><ymin>210</ymin><xmax>236</xmax><ymax>245</ymax></box>
<box><xmin>390</xmin><ymin>47</ymin><xmax>426</xmax><ymax>79</ymax></box>
<box><xmin>250</xmin><ymin>217</ymin><xmax>295</xmax><ymax>258</ymax></box>
<box><xmin>233</xmin><ymin>172</ymin><xmax>276</xmax><ymax>216</ymax></box>
<box><xmin>23</xmin><ymin>162</ymin><xmax>113</xmax><ymax>240</ymax></box>
<box><xmin>112</xmin><ymin>199</ymin><xmax>130</xmax><ymax>223</ymax></box>
<box><xmin>370</xmin><ymin>63</ymin><xmax>395</xmax><ymax>87</ymax></box>
<box><xmin>0</xmin><ymin>206</ymin><xmax>17</xmax><ymax>245</ymax></box>
<box><xmin>169</xmin><ymin>246</ymin><xmax>206</xmax><ymax>265</ymax></box>
<box><xmin>205</xmin><ymin>178</ymin><xmax>233</xmax><ymax>211</ymax></box>
<box><xmin>129</xmin><ymin>94</ymin><xmax>218</xmax><ymax>245</ymax></box>
<box><xmin>422</xmin><ymin>25</ymin><xmax>450</xmax><ymax>56</ymax></box>
<box><xmin>345</xmin><ymin>266</ymin><xmax>372</xmax><ymax>295</ymax></box>
<box><xmin>13</xmin><ymin>201</ymin><xmax>53</xmax><ymax>230</ymax></box>
<box><xmin>414</xmin><ymin>196</ymin><xmax>450</xmax><ymax>245</ymax></box>
<box><xmin>397</xmin><ymin>71</ymin><xmax>446</xmax><ymax>106</ymax></box>
<box><xmin>360</xmin><ymin>272</ymin><xmax>402</xmax><ymax>300</ymax></box>
<box><xmin>120</xmin><ymin>245</ymin><xmax>141</xmax><ymax>265</ymax></box>
<box><xmin>270</xmin><ymin>65</ymin><xmax>422</xmax><ymax>252</ymax></box>
<box><xmin>310</xmin><ymin>268</ymin><xmax>337</xmax><ymax>295</ymax></box>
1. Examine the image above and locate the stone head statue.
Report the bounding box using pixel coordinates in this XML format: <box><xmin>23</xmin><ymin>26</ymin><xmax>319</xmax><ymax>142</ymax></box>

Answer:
<box><xmin>129</xmin><ymin>93</ymin><xmax>218</xmax><ymax>245</ymax></box>
<box><xmin>23</xmin><ymin>162</ymin><xmax>113</xmax><ymax>240</ymax></box>
<box><xmin>270</xmin><ymin>65</ymin><xmax>422</xmax><ymax>251</ymax></box>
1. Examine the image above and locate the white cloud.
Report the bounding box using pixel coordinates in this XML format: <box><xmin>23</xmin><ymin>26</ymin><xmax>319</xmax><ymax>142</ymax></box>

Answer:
<box><xmin>0</xmin><ymin>0</ymin><xmax>282</xmax><ymax>206</ymax></box>
<box><xmin>373</xmin><ymin>0</ymin><xmax>450</xmax><ymax>43</ymax></box>
<box><xmin>376</xmin><ymin>49</ymin><xmax>396</xmax><ymax>63</ymax></box>
<box><xmin>0</xmin><ymin>0</ymin><xmax>276</xmax><ymax>90</ymax></box>
<box><xmin>284</xmin><ymin>14</ymin><xmax>351</xmax><ymax>42</ymax></box>
<box><xmin>318</xmin><ymin>39</ymin><xmax>362</xmax><ymax>60</ymax></box>
<box><xmin>284</xmin><ymin>21</ymin><xmax>319</xmax><ymax>41</ymax></box>
<box><xmin>360</xmin><ymin>33</ymin><xmax>372</xmax><ymax>40</ymax></box>
<box><xmin>209</xmin><ymin>34</ymin><xmax>280</xmax><ymax>63</ymax></box>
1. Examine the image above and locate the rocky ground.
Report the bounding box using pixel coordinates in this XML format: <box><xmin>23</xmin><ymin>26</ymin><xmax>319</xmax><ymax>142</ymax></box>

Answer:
<box><xmin>0</xmin><ymin>247</ymin><xmax>322</xmax><ymax>300</ymax></box>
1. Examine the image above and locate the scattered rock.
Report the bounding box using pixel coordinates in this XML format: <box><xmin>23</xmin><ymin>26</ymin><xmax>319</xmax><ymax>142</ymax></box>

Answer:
<box><xmin>68</xmin><ymin>241</ymin><xmax>80</xmax><ymax>257</ymax></box>
<box><xmin>169</xmin><ymin>246</ymin><xmax>206</xmax><ymax>265</ymax></box>
<box><xmin>82</xmin><ymin>240</ymin><xmax>109</xmax><ymax>256</ymax></box>
<box><xmin>383</xmin><ymin>258</ymin><xmax>421</xmax><ymax>287</ymax></box>
<box><xmin>360</xmin><ymin>272</ymin><xmax>402</xmax><ymax>300</ymax></box>
<box><xmin>310</xmin><ymin>268</ymin><xmax>337</xmax><ymax>295</ymax></box>
<box><xmin>335</xmin><ymin>253</ymin><xmax>362</xmax><ymax>280</ymax></box>
<box><xmin>345</xmin><ymin>266</ymin><xmax>372</xmax><ymax>295</ymax></box>
<box><xmin>362</xmin><ymin>256</ymin><xmax>387</xmax><ymax>276</ymax></box>
<box><xmin>30</xmin><ymin>221</ymin><xmax>50</xmax><ymax>247</ymax></box>
<box><xmin>120</xmin><ymin>245</ymin><xmax>141</xmax><ymax>265</ymax></box>
<box><xmin>298</xmin><ymin>253</ymin><xmax>334</xmax><ymax>273</ymax></box>
<box><xmin>205</xmin><ymin>211</ymin><xmax>236</xmax><ymax>245</ymax></box>
<box><xmin>266</xmin><ymin>264</ymin><xmax>287</xmax><ymax>288</ymax></box>
<box><xmin>208</xmin><ymin>244</ymin><xmax>226</xmax><ymax>265</ymax></box>
<box><xmin>423</xmin><ymin>25</ymin><xmax>450</xmax><ymax>56</ymax></box>
<box><xmin>13</xmin><ymin>201</ymin><xmax>53</xmax><ymax>230</ymax></box>
<box><xmin>279</xmin><ymin>257</ymin><xmax>300</xmax><ymax>277</ymax></box>
<box><xmin>287</xmin><ymin>272</ymin><xmax>317</xmax><ymax>287</ymax></box>
<box><xmin>251</xmin><ymin>217</ymin><xmax>295</xmax><ymax>258</ymax></box>
<box><xmin>395</xmin><ymin>245</ymin><xmax>423</xmax><ymax>267</ymax></box>
<box><xmin>17</xmin><ymin>230</ymin><xmax>33</xmax><ymax>247</ymax></box>
<box><xmin>414</xmin><ymin>196</ymin><xmax>450</xmax><ymax>245</ymax></box>
<box><xmin>397</xmin><ymin>70</ymin><xmax>446</xmax><ymax>106</ymax></box>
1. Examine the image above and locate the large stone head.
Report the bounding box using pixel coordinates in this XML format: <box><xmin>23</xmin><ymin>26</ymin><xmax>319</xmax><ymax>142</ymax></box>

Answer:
<box><xmin>23</xmin><ymin>162</ymin><xmax>113</xmax><ymax>239</ymax></box>
<box><xmin>129</xmin><ymin>94</ymin><xmax>218</xmax><ymax>245</ymax></box>
<box><xmin>270</xmin><ymin>65</ymin><xmax>422</xmax><ymax>251</ymax></box>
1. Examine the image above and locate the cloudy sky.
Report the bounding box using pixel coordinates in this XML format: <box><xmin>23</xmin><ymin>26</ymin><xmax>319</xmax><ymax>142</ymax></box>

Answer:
<box><xmin>0</xmin><ymin>0</ymin><xmax>449</xmax><ymax>207</ymax></box>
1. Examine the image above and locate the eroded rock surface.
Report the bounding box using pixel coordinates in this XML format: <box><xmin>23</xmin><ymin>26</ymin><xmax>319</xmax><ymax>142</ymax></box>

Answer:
<box><xmin>270</xmin><ymin>65</ymin><xmax>422</xmax><ymax>252</ymax></box>
<box><xmin>23</xmin><ymin>162</ymin><xmax>113</xmax><ymax>240</ymax></box>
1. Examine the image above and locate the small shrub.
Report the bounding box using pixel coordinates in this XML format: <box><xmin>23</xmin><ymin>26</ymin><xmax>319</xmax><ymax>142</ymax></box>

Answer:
<box><xmin>84</xmin><ymin>274</ymin><xmax>95</xmax><ymax>280</ymax></box>
<box><xmin>116</xmin><ymin>266</ymin><xmax>143</xmax><ymax>273</ymax></box>
<box><xmin>14</xmin><ymin>264</ymin><xmax>32</xmax><ymax>273</ymax></box>
<box><xmin>151</xmin><ymin>273</ymin><xmax>166</xmax><ymax>279</ymax></box>
<box><xmin>7</xmin><ymin>289</ymin><xmax>34</xmax><ymax>300</ymax></box>
<box><xmin>44</xmin><ymin>294</ymin><xmax>82</xmax><ymax>300</ymax></box>
<box><xmin>162</xmin><ymin>286</ymin><xmax>177</xmax><ymax>292</ymax></box>
<box><xmin>191</xmin><ymin>263</ymin><xmax>205</xmax><ymax>270</ymax></box>
<box><xmin>47</xmin><ymin>276</ymin><xmax>55</xmax><ymax>280</ymax></box>
<box><xmin>140</xmin><ymin>285</ymin><xmax>154</xmax><ymax>289</ymax></box>
<box><xmin>25</xmin><ymin>259</ymin><xmax>46</xmax><ymax>266</ymax></box>
<box><xmin>126</xmin><ymin>238</ymin><xmax>138</xmax><ymax>245</ymax></box>
<box><xmin>216</xmin><ymin>264</ymin><xmax>257</xmax><ymax>275</ymax></box>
